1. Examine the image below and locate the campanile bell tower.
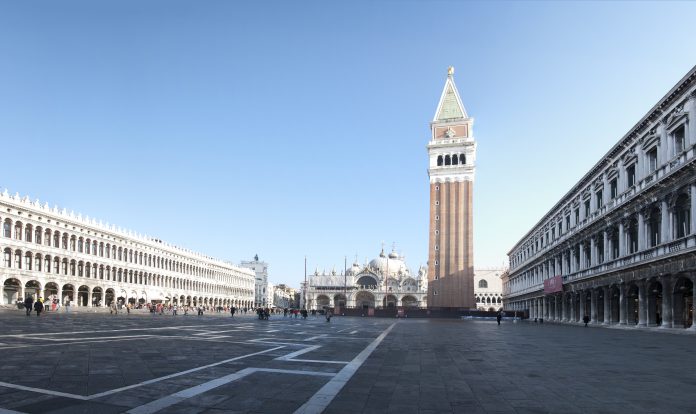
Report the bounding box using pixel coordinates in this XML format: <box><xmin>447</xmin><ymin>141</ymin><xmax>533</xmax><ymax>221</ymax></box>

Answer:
<box><xmin>427</xmin><ymin>67</ymin><xmax>476</xmax><ymax>309</ymax></box>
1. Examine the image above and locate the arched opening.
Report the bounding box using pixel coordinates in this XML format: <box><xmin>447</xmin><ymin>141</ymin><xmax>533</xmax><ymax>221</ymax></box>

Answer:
<box><xmin>647</xmin><ymin>280</ymin><xmax>663</xmax><ymax>326</ymax></box>
<box><xmin>401</xmin><ymin>295</ymin><xmax>418</xmax><ymax>308</ymax></box>
<box><xmin>77</xmin><ymin>285</ymin><xmax>89</xmax><ymax>307</ymax></box>
<box><xmin>675</xmin><ymin>194</ymin><xmax>691</xmax><ymax>239</ymax></box>
<box><xmin>62</xmin><ymin>284</ymin><xmax>75</xmax><ymax>304</ymax></box>
<box><xmin>626</xmin><ymin>284</ymin><xmax>639</xmax><ymax>325</ymax></box>
<box><xmin>452</xmin><ymin>154</ymin><xmax>459</xmax><ymax>165</ymax></box>
<box><xmin>626</xmin><ymin>218</ymin><xmax>639</xmax><ymax>254</ymax></box>
<box><xmin>672</xmin><ymin>276</ymin><xmax>693</xmax><ymax>328</ymax></box>
<box><xmin>437</xmin><ymin>155</ymin><xmax>443</xmax><ymax>166</ymax></box>
<box><xmin>333</xmin><ymin>294</ymin><xmax>346</xmax><ymax>308</ymax></box>
<box><xmin>316</xmin><ymin>295</ymin><xmax>330</xmax><ymax>309</ymax></box>
<box><xmin>92</xmin><ymin>287</ymin><xmax>103</xmax><ymax>307</ymax></box>
<box><xmin>596</xmin><ymin>288</ymin><xmax>605</xmax><ymax>323</ymax></box>
<box><xmin>478</xmin><ymin>279</ymin><xmax>488</xmax><ymax>289</ymax></box>
<box><xmin>609</xmin><ymin>286</ymin><xmax>620</xmax><ymax>323</ymax></box>
<box><xmin>355</xmin><ymin>291</ymin><xmax>375</xmax><ymax>309</ymax></box>
<box><xmin>383</xmin><ymin>294</ymin><xmax>397</xmax><ymax>308</ymax></box>
<box><xmin>25</xmin><ymin>280</ymin><xmax>41</xmax><ymax>301</ymax></box>
<box><xmin>3</xmin><ymin>278</ymin><xmax>21</xmax><ymax>304</ymax></box>
<box><xmin>444</xmin><ymin>154</ymin><xmax>451</xmax><ymax>166</ymax></box>
<box><xmin>356</xmin><ymin>276</ymin><xmax>378</xmax><ymax>289</ymax></box>
<box><xmin>105</xmin><ymin>288</ymin><xmax>115</xmax><ymax>306</ymax></box>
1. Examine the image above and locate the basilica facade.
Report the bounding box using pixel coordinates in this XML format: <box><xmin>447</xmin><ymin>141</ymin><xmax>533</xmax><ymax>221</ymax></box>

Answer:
<box><xmin>504</xmin><ymin>66</ymin><xmax>696</xmax><ymax>329</ymax></box>
<box><xmin>0</xmin><ymin>190</ymin><xmax>255</xmax><ymax>309</ymax></box>
<box><xmin>305</xmin><ymin>248</ymin><xmax>428</xmax><ymax>310</ymax></box>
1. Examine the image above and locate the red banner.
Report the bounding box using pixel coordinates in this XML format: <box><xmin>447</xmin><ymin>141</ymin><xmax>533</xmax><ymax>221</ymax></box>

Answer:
<box><xmin>544</xmin><ymin>275</ymin><xmax>563</xmax><ymax>294</ymax></box>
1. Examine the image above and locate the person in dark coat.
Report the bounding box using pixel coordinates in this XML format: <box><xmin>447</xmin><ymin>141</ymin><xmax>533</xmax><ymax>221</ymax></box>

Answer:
<box><xmin>33</xmin><ymin>300</ymin><xmax>44</xmax><ymax>316</ymax></box>
<box><xmin>24</xmin><ymin>296</ymin><xmax>34</xmax><ymax>316</ymax></box>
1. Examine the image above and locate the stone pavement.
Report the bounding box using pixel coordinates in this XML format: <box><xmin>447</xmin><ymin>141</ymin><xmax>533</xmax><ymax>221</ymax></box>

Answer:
<box><xmin>0</xmin><ymin>309</ymin><xmax>692</xmax><ymax>413</ymax></box>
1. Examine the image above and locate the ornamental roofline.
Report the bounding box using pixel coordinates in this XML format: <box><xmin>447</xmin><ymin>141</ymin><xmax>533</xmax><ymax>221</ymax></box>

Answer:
<box><xmin>0</xmin><ymin>188</ymin><xmax>252</xmax><ymax>275</ymax></box>
<box><xmin>508</xmin><ymin>64</ymin><xmax>696</xmax><ymax>255</ymax></box>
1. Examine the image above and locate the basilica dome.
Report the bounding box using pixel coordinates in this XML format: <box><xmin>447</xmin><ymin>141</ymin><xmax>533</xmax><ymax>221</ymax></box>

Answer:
<box><xmin>368</xmin><ymin>248</ymin><xmax>410</xmax><ymax>277</ymax></box>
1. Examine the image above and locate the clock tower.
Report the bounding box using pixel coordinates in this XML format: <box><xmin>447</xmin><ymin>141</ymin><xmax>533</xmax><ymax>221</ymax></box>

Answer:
<box><xmin>427</xmin><ymin>67</ymin><xmax>476</xmax><ymax>309</ymax></box>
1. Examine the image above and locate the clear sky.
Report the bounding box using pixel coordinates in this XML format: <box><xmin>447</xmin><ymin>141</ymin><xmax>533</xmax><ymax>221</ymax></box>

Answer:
<box><xmin>1</xmin><ymin>1</ymin><xmax>695</xmax><ymax>287</ymax></box>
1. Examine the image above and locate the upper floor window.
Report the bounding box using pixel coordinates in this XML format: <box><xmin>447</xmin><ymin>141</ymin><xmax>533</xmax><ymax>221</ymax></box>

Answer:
<box><xmin>673</xmin><ymin>125</ymin><xmax>686</xmax><ymax>155</ymax></box>
<box><xmin>596</xmin><ymin>190</ymin><xmax>603</xmax><ymax>209</ymax></box>
<box><xmin>584</xmin><ymin>200</ymin><xmax>590</xmax><ymax>217</ymax></box>
<box><xmin>574</xmin><ymin>209</ymin><xmax>579</xmax><ymax>225</ymax></box>
<box><xmin>626</xmin><ymin>164</ymin><xmax>636</xmax><ymax>187</ymax></box>
<box><xmin>610</xmin><ymin>178</ymin><xmax>618</xmax><ymax>199</ymax></box>
<box><xmin>478</xmin><ymin>279</ymin><xmax>488</xmax><ymax>289</ymax></box>
<box><xmin>647</xmin><ymin>147</ymin><xmax>658</xmax><ymax>173</ymax></box>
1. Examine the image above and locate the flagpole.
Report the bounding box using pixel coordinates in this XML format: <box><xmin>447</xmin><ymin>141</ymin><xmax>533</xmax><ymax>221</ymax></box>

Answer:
<box><xmin>304</xmin><ymin>256</ymin><xmax>307</xmax><ymax>310</ymax></box>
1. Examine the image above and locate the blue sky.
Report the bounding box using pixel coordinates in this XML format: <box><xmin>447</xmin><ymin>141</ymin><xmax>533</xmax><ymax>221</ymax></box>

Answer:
<box><xmin>1</xmin><ymin>1</ymin><xmax>695</xmax><ymax>287</ymax></box>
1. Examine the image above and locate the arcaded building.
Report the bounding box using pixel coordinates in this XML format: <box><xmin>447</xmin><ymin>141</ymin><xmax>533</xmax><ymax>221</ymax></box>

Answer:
<box><xmin>504</xmin><ymin>66</ymin><xmax>696</xmax><ymax>329</ymax></box>
<box><xmin>0</xmin><ymin>190</ymin><xmax>255</xmax><ymax>308</ymax></box>
<box><xmin>427</xmin><ymin>67</ymin><xmax>477</xmax><ymax>308</ymax></box>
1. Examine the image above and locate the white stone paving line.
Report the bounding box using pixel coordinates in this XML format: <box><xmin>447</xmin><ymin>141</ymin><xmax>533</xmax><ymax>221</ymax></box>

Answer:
<box><xmin>86</xmin><ymin>346</ymin><xmax>285</xmax><ymax>399</ymax></box>
<box><xmin>0</xmin><ymin>346</ymin><xmax>284</xmax><ymax>402</ymax></box>
<box><xmin>294</xmin><ymin>322</ymin><xmax>397</xmax><ymax>414</ymax></box>
<box><xmin>126</xmin><ymin>368</ymin><xmax>336</xmax><ymax>414</ymax></box>
<box><xmin>275</xmin><ymin>345</ymin><xmax>350</xmax><ymax>365</ymax></box>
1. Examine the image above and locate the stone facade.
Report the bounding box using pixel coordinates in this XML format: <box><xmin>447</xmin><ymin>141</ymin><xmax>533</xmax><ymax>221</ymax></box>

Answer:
<box><xmin>474</xmin><ymin>268</ymin><xmax>504</xmax><ymax>311</ymax></box>
<box><xmin>239</xmin><ymin>255</ymin><xmax>269</xmax><ymax>308</ymax></box>
<box><xmin>504</xmin><ymin>66</ymin><xmax>696</xmax><ymax>329</ymax></box>
<box><xmin>0</xmin><ymin>190</ymin><xmax>255</xmax><ymax>308</ymax></box>
<box><xmin>305</xmin><ymin>248</ymin><xmax>427</xmax><ymax>310</ymax></box>
<box><xmin>427</xmin><ymin>67</ymin><xmax>477</xmax><ymax>308</ymax></box>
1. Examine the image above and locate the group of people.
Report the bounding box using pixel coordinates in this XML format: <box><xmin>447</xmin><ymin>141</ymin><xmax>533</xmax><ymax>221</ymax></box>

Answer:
<box><xmin>23</xmin><ymin>296</ymin><xmax>70</xmax><ymax>316</ymax></box>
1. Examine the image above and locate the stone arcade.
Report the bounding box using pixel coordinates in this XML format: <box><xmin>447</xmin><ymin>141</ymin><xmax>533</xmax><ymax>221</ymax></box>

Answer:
<box><xmin>0</xmin><ymin>191</ymin><xmax>255</xmax><ymax>309</ymax></box>
<box><xmin>504</xmin><ymin>66</ymin><xmax>696</xmax><ymax>329</ymax></box>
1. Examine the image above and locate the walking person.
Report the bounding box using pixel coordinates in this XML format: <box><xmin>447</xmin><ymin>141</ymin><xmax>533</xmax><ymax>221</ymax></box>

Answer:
<box><xmin>64</xmin><ymin>298</ymin><xmax>71</xmax><ymax>313</ymax></box>
<box><xmin>33</xmin><ymin>299</ymin><xmax>44</xmax><ymax>317</ymax></box>
<box><xmin>496</xmin><ymin>311</ymin><xmax>503</xmax><ymax>326</ymax></box>
<box><xmin>24</xmin><ymin>296</ymin><xmax>34</xmax><ymax>316</ymax></box>
<box><xmin>583</xmin><ymin>314</ymin><xmax>590</xmax><ymax>327</ymax></box>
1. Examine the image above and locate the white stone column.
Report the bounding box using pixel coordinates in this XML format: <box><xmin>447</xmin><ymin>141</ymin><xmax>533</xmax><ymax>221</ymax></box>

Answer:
<box><xmin>618</xmin><ymin>222</ymin><xmax>625</xmax><ymax>257</ymax></box>
<box><xmin>603</xmin><ymin>174</ymin><xmax>609</xmax><ymax>205</ymax></box>
<box><xmin>661</xmin><ymin>277</ymin><xmax>673</xmax><ymax>328</ymax></box>
<box><xmin>88</xmin><ymin>290</ymin><xmax>93</xmax><ymax>308</ymax></box>
<box><xmin>570</xmin><ymin>294</ymin><xmax>575</xmax><ymax>322</ymax></box>
<box><xmin>555</xmin><ymin>295</ymin><xmax>560</xmax><ymax>321</ymax></box>
<box><xmin>637</xmin><ymin>281</ymin><xmax>647</xmax><ymax>327</ymax></box>
<box><xmin>661</xmin><ymin>200</ymin><xmax>670</xmax><ymax>244</ymax></box>
<box><xmin>554</xmin><ymin>257</ymin><xmax>560</xmax><ymax>276</ymax></box>
<box><xmin>578</xmin><ymin>244</ymin><xmax>585</xmax><ymax>270</ymax></box>
<box><xmin>636</xmin><ymin>150</ymin><xmax>644</xmax><ymax>182</ymax></box>
<box><xmin>691</xmin><ymin>184</ymin><xmax>696</xmax><ymax>235</ymax></box>
<box><xmin>637</xmin><ymin>211</ymin><xmax>645</xmax><ymax>251</ymax></box>
<box><xmin>590</xmin><ymin>290</ymin><xmax>597</xmax><ymax>323</ymax></box>
<box><xmin>618</xmin><ymin>159</ymin><xmax>625</xmax><ymax>193</ymax></box>
<box><xmin>619</xmin><ymin>284</ymin><xmax>627</xmax><ymax>325</ymax></box>
<box><xmin>603</xmin><ymin>286</ymin><xmax>610</xmax><ymax>325</ymax></box>
<box><xmin>561</xmin><ymin>295</ymin><xmax>567</xmax><ymax>322</ymax></box>
<box><xmin>590</xmin><ymin>237</ymin><xmax>596</xmax><ymax>267</ymax></box>
<box><xmin>603</xmin><ymin>231</ymin><xmax>609</xmax><ymax>261</ymax></box>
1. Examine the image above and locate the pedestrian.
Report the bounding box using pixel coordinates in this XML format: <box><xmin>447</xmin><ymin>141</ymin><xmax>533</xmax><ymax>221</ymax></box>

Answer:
<box><xmin>64</xmin><ymin>298</ymin><xmax>71</xmax><ymax>313</ymax></box>
<box><xmin>230</xmin><ymin>306</ymin><xmax>236</xmax><ymax>317</ymax></box>
<box><xmin>583</xmin><ymin>314</ymin><xmax>590</xmax><ymax>327</ymax></box>
<box><xmin>110</xmin><ymin>302</ymin><xmax>117</xmax><ymax>315</ymax></box>
<box><xmin>24</xmin><ymin>296</ymin><xmax>34</xmax><ymax>316</ymax></box>
<box><xmin>33</xmin><ymin>299</ymin><xmax>44</xmax><ymax>316</ymax></box>
<box><xmin>496</xmin><ymin>311</ymin><xmax>503</xmax><ymax>326</ymax></box>
<box><xmin>326</xmin><ymin>309</ymin><xmax>332</xmax><ymax>323</ymax></box>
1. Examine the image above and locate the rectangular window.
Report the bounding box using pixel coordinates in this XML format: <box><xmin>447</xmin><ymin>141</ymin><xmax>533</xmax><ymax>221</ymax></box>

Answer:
<box><xmin>673</xmin><ymin>125</ymin><xmax>685</xmax><ymax>155</ymax></box>
<box><xmin>565</xmin><ymin>216</ymin><xmax>570</xmax><ymax>231</ymax></box>
<box><xmin>626</xmin><ymin>164</ymin><xmax>635</xmax><ymax>187</ymax></box>
<box><xmin>610</xmin><ymin>178</ymin><xmax>618</xmax><ymax>199</ymax></box>
<box><xmin>647</xmin><ymin>148</ymin><xmax>658</xmax><ymax>172</ymax></box>
<box><xmin>574</xmin><ymin>209</ymin><xmax>579</xmax><ymax>225</ymax></box>
<box><xmin>596</xmin><ymin>190</ymin><xmax>603</xmax><ymax>209</ymax></box>
<box><xmin>584</xmin><ymin>200</ymin><xmax>590</xmax><ymax>218</ymax></box>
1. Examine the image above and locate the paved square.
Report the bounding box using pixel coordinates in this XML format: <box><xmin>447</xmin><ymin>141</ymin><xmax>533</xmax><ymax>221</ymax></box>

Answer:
<box><xmin>0</xmin><ymin>310</ymin><xmax>693</xmax><ymax>413</ymax></box>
